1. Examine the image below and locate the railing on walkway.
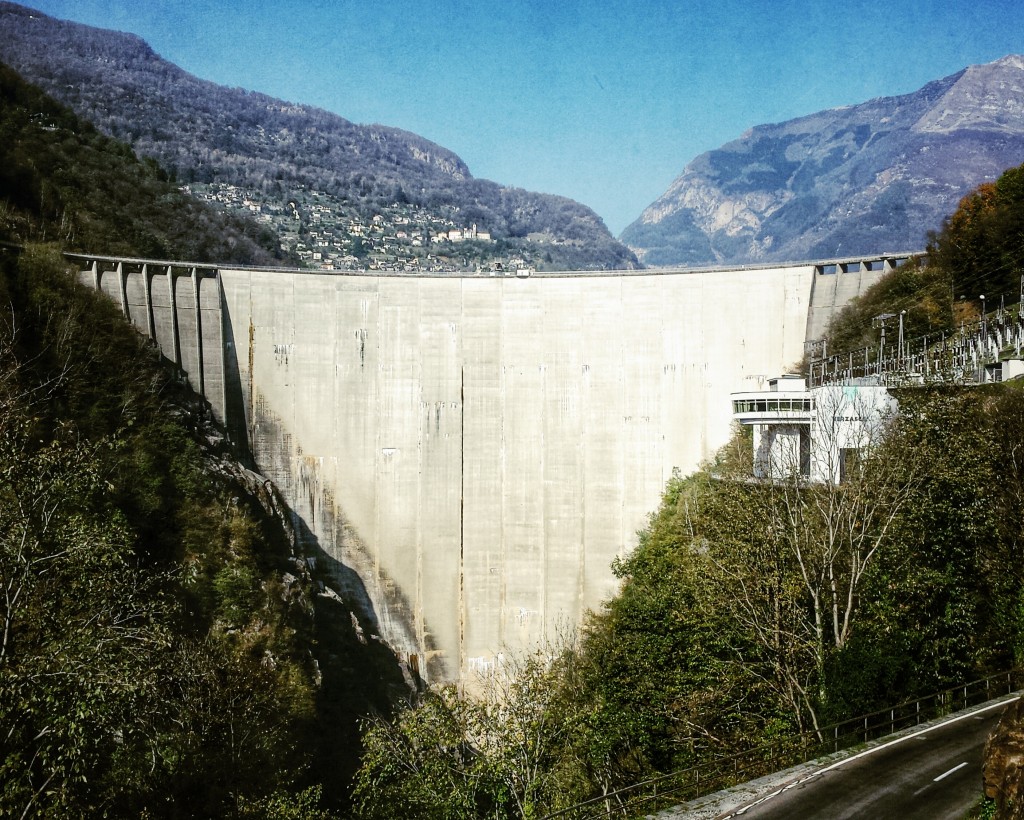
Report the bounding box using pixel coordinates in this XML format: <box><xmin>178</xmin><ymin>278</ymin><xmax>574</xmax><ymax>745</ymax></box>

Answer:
<box><xmin>540</xmin><ymin>669</ymin><xmax>1022</xmax><ymax>820</ymax></box>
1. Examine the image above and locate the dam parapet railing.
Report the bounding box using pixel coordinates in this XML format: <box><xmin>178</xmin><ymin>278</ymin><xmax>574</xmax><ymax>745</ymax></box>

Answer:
<box><xmin>65</xmin><ymin>250</ymin><xmax>920</xmax><ymax>280</ymax></box>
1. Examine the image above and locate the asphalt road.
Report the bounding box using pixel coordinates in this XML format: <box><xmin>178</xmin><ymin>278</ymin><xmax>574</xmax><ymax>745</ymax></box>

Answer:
<box><xmin>722</xmin><ymin>700</ymin><xmax>1009</xmax><ymax>820</ymax></box>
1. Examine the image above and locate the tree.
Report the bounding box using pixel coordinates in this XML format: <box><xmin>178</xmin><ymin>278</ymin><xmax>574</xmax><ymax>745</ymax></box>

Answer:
<box><xmin>353</xmin><ymin>642</ymin><xmax>597</xmax><ymax>819</ymax></box>
<box><xmin>0</xmin><ymin>247</ymin><xmax>339</xmax><ymax>816</ymax></box>
<box><xmin>566</xmin><ymin>466</ymin><xmax>773</xmax><ymax>785</ymax></box>
<box><xmin>354</xmin><ymin>688</ymin><xmax>495</xmax><ymax>819</ymax></box>
<box><xmin>0</xmin><ymin>379</ymin><xmax>171</xmax><ymax>815</ymax></box>
<box><xmin>857</xmin><ymin>387</ymin><xmax>1022</xmax><ymax>691</ymax></box>
<box><xmin>929</xmin><ymin>165</ymin><xmax>1024</xmax><ymax>303</ymax></box>
<box><xmin>686</xmin><ymin>387</ymin><xmax>923</xmax><ymax>733</ymax></box>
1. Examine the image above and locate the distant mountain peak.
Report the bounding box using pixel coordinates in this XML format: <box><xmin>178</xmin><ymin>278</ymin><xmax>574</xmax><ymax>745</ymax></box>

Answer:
<box><xmin>622</xmin><ymin>55</ymin><xmax>1024</xmax><ymax>267</ymax></box>
<box><xmin>912</xmin><ymin>54</ymin><xmax>1024</xmax><ymax>134</ymax></box>
<box><xmin>989</xmin><ymin>53</ymin><xmax>1024</xmax><ymax>70</ymax></box>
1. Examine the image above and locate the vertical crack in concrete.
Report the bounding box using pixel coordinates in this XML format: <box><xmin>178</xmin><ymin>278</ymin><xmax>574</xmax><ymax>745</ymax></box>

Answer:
<box><xmin>248</xmin><ymin>318</ymin><xmax>255</xmax><ymax>443</ymax></box>
<box><xmin>458</xmin><ymin>364</ymin><xmax>465</xmax><ymax>679</ymax></box>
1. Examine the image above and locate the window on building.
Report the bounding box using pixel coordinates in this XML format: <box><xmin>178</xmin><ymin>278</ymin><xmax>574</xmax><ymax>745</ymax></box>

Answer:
<box><xmin>799</xmin><ymin>428</ymin><xmax>811</xmax><ymax>477</ymax></box>
<box><xmin>840</xmin><ymin>447</ymin><xmax>862</xmax><ymax>483</ymax></box>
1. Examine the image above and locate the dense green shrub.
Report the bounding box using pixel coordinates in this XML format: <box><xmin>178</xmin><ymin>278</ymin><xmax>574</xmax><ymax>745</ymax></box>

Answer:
<box><xmin>0</xmin><ymin>246</ymin><xmax>327</xmax><ymax>817</ymax></box>
<box><xmin>821</xmin><ymin>161</ymin><xmax>1024</xmax><ymax>361</ymax></box>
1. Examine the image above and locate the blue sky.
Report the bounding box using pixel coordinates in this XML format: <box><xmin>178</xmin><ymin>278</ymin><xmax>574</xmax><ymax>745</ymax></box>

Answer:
<box><xmin>20</xmin><ymin>0</ymin><xmax>1024</xmax><ymax>235</ymax></box>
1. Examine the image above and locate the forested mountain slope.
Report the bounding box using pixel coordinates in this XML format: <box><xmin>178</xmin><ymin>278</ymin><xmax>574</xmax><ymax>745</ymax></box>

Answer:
<box><xmin>623</xmin><ymin>55</ymin><xmax>1024</xmax><ymax>267</ymax></box>
<box><xmin>0</xmin><ymin>60</ymin><xmax>287</xmax><ymax>264</ymax></box>
<box><xmin>0</xmin><ymin>1</ymin><xmax>636</xmax><ymax>271</ymax></box>
<box><xmin>0</xmin><ymin>51</ymin><xmax>408</xmax><ymax>818</ymax></box>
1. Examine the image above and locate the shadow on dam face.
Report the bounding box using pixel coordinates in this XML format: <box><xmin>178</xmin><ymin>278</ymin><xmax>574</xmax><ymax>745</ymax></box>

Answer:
<box><xmin>290</xmin><ymin>503</ymin><xmax>426</xmax><ymax>688</ymax></box>
<box><xmin>221</xmin><ymin>284</ymin><xmax>253</xmax><ymax>467</ymax></box>
<box><xmin>293</xmin><ymin>480</ymin><xmax>441</xmax><ymax>686</ymax></box>
<box><xmin>265</xmin><ymin>489</ymin><xmax>417</xmax><ymax>808</ymax></box>
<box><xmin>221</xmin><ymin>273</ymin><xmax>415</xmax><ymax>676</ymax></box>
<box><xmin>246</xmin><ymin>381</ymin><xmax>446</xmax><ymax>683</ymax></box>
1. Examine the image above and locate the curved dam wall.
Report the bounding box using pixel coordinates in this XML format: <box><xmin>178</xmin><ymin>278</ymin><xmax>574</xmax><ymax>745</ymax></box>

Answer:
<box><xmin>72</xmin><ymin>254</ymin><xmax>903</xmax><ymax>684</ymax></box>
<box><xmin>218</xmin><ymin>263</ymin><xmax>821</xmax><ymax>684</ymax></box>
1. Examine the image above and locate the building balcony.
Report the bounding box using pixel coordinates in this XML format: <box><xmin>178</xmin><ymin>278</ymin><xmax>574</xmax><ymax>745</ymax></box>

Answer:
<box><xmin>731</xmin><ymin>391</ymin><xmax>814</xmax><ymax>425</ymax></box>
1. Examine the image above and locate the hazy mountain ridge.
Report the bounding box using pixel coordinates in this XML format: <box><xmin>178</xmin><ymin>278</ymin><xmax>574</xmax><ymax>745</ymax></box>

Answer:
<box><xmin>0</xmin><ymin>59</ymin><xmax>288</xmax><ymax>263</ymax></box>
<box><xmin>623</xmin><ymin>56</ymin><xmax>1024</xmax><ymax>266</ymax></box>
<box><xmin>0</xmin><ymin>1</ymin><xmax>636</xmax><ymax>270</ymax></box>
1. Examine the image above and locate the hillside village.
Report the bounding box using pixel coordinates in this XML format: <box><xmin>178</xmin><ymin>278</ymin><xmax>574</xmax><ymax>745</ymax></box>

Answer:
<box><xmin>185</xmin><ymin>183</ymin><xmax>538</xmax><ymax>274</ymax></box>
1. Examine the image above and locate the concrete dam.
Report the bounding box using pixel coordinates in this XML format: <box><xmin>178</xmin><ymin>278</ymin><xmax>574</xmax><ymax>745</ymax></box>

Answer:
<box><xmin>70</xmin><ymin>252</ymin><xmax>909</xmax><ymax>683</ymax></box>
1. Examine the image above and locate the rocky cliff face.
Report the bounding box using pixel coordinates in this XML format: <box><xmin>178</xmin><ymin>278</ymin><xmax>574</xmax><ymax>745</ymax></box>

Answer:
<box><xmin>984</xmin><ymin>697</ymin><xmax>1024</xmax><ymax>818</ymax></box>
<box><xmin>623</xmin><ymin>56</ymin><xmax>1024</xmax><ymax>267</ymax></box>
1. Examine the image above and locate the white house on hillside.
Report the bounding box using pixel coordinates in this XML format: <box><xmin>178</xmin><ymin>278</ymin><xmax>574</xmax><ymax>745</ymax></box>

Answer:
<box><xmin>731</xmin><ymin>375</ymin><xmax>896</xmax><ymax>483</ymax></box>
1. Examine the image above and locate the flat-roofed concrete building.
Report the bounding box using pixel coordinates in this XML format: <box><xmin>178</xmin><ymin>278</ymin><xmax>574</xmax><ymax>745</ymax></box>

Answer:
<box><xmin>732</xmin><ymin>376</ymin><xmax>896</xmax><ymax>484</ymax></box>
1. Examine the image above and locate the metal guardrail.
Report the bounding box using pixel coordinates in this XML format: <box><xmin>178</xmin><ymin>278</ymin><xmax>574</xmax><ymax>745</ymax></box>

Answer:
<box><xmin>808</xmin><ymin>298</ymin><xmax>1024</xmax><ymax>388</ymax></box>
<box><xmin>541</xmin><ymin>669</ymin><xmax>1022</xmax><ymax>819</ymax></box>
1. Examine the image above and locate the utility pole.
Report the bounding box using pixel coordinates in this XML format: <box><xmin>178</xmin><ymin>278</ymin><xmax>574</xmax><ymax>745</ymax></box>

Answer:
<box><xmin>980</xmin><ymin>295</ymin><xmax>987</xmax><ymax>382</ymax></box>
<box><xmin>981</xmin><ymin>294</ymin><xmax>987</xmax><ymax>351</ymax></box>
<box><xmin>898</xmin><ymin>310</ymin><xmax>906</xmax><ymax>365</ymax></box>
<box><xmin>872</xmin><ymin>313</ymin><xmax>896</xmax><ymax>377</ymax></box>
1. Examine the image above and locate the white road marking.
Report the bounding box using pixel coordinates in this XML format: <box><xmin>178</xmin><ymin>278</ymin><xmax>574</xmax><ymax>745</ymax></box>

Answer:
<box><xmin>717</xmin><ymin>697</ymin><xmax>1013</xmax><ymax>819</ymax></box>
<box><xmin>933</xmin><ymin>761</ymin><xmax>968</xmax><ymax>782</ymax></box>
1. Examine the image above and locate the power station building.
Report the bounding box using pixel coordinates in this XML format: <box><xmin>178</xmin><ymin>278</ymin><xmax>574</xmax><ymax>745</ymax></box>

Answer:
<box><xmin>731</xmin><ymin>375</ymin><xmax>896</xmax><ymax>484</ymax></box>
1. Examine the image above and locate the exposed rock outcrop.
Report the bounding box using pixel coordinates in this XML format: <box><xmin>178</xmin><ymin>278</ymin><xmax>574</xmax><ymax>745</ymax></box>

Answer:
<box><xmin>984</xmin><ymin>697</ymin><xmax>1024</xmax><ymax>818</ymax></box>
<box><xmin>623</xmin><ymin>55</ymin><xmax>1024</xmax><ymax>267</ymax></box>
